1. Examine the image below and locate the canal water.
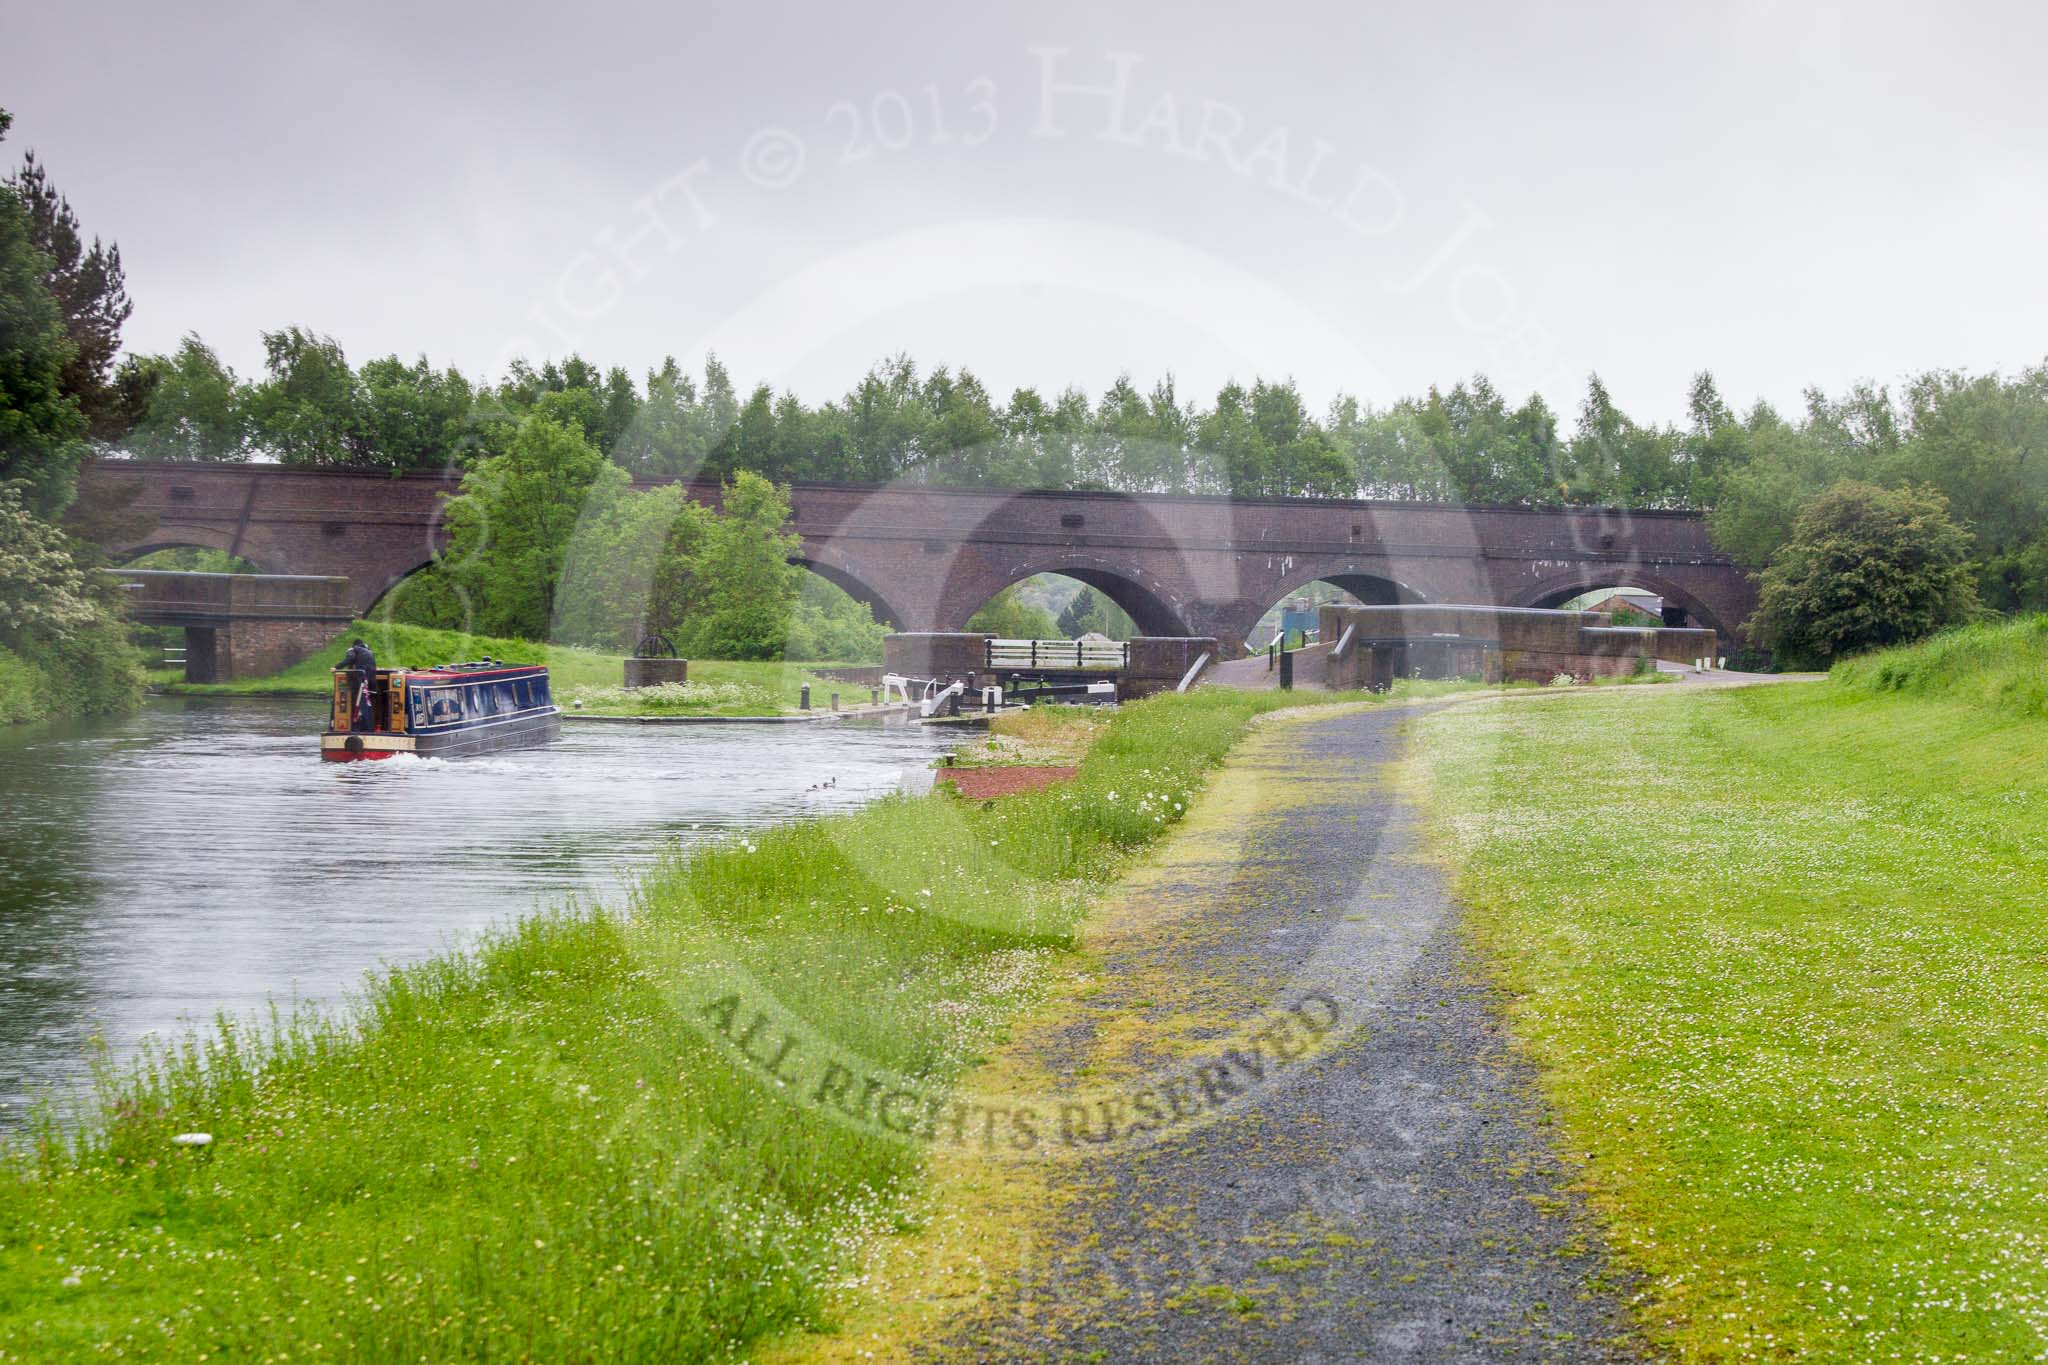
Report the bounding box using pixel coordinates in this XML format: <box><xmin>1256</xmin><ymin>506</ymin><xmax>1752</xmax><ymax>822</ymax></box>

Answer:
<box><xmin>0</xmin><ymin>697</ymin><xmax>954</xmax><ymax>1125</ymax></box>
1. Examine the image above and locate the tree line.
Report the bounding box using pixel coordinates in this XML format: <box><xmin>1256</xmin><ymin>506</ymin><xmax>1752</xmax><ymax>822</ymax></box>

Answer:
<box><xmin>127</xmin><ymin>327</ymin><xmax>2048</xmax><ymax>619</ymax></box>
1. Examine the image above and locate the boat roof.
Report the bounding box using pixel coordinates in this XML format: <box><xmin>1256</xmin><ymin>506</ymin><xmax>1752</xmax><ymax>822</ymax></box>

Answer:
<box><xmin>411</xmin><ymin>661</ymin><xmax>549</xmax><ymax>680</ymax></box>
<box><xmin>338</xmin><ymin>660</ymin><xmax>549</xmax><ymax>680</ymax></box>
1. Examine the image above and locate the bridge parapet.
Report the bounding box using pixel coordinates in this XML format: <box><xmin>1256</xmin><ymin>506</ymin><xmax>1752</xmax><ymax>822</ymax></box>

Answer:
<box><xmin>116</xmin><ymin>569</ymin><xmax>354</xmax><ymax>626</ymax></box>
<box><xmin>115</xmin><ymin>569</ymin><xmax>355</xmax><ymax>683</ymax></box>
<box><xmin>1317</xmin><ymin>603</ymin><xmax>1718</xmax><ymax>688</ymax></box>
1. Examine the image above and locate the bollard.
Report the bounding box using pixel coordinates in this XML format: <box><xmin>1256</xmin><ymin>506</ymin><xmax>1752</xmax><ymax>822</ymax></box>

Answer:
<box><xmin>800</xmin><ymin>683</ymin><xmax>810</xmax><ymax>710</ymax></box>
<box><xmin>1279</xmin><ymin>647</ymin><xmax>1294</xmax><ymax>691</ymax></box>
<box><xmin>830</xmin><ymin>691</ymin><xmax>840</xmax><ymax>711</ymax></box>
<box><xmin>869</xmin><ymin>686</ymin><xmax>879</xmax><ymax>704</ymax></box>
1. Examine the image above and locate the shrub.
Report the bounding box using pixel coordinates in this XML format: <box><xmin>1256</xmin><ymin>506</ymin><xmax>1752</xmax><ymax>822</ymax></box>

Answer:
<box><xmin>1753</xmin><ymin>481</ymin><xmax>1979</xmax><ymax>667</ymax></box>
<box><xmin>34</xmin><ymin>613</ymin><xmax>146</xmax><ymax>716</ymax></box>
<box><xmin>0</xmin><ymin>645</ymin><xmax>47</xmax><ymax>725</ymax></box>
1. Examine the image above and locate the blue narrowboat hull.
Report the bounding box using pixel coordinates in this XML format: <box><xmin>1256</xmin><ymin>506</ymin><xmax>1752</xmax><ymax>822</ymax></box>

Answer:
<box><xmin>324</xmin><ymin>660</ymin><xmax>562</xmax><ymax>761</ymax></box>
<box><xmin>321</xmin><ymin>708</ymin><xmax>562</xmax><ymax>761</ymax></box>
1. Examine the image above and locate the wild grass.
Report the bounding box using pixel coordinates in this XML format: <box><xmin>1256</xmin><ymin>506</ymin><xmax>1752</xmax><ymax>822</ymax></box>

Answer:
<box><xmin>563</xmin><ymin>665</ymin><xmax>859</xmax><ymax>718</ymax></box>
<box><xmin>1414</xmin><ymin>671</ymin><xmax>2048</xmax><ymax>1360</ymax></box>
<box><xmin>1831</xmin><ymin>612</ymin><xmax>2048</xmax><ymax>717</ymax></box>
<box><xmin>949</xmin><ymin>703</ymin><xmax>1109</xmax><ymax>768</ymax></box>
<box><xmin>0</xmin><ymin>687</ymin><xmax>1368</xmax><ymax>1362</ymax></box>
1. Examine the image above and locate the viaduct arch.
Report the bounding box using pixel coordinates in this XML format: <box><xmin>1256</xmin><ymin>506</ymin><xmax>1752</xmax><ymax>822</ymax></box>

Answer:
<box><xmin>77</xmin><ymin>462</ymin><xmax>1759</xmax><ymax>649</ymax></box>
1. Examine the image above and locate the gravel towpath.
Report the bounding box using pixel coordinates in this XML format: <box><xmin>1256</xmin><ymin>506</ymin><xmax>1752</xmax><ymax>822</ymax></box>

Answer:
<box><xmin>919</xmin><ymin>703</ymin><xmax>1643</xmax><ymax>1364</ymax></box>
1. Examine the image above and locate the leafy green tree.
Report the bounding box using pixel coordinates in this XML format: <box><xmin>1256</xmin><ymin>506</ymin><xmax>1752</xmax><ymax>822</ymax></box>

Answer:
<box><xmin>494</xmin><ymin>356</ymin><xmax>640</xmax><ymax>455</ymax></box>
<box><xmin>1707</xmin><ymin>365</ymin><xmax>2048</xmax><ymax>606</ymax></box>
<box><xmin>1678</xmin><ymin>372</ymin><xmax>1750</xmax><ymax>507</ymax></box>
<box><xmin>915</xmin><ymin>367</ymin><xmax>1009</xmax><ymax>485</ymax></box>
<box><xmin>245</xmin><ymin>327</ymin><xmax>366</xmax><ymax>465</ymax></box>
<box><xmin>1253</xmin><ymin>379</ymin><xmax>1352</xmax><ymax>497</ymax></box>
<box><xmin>785</xmin><ymin>574</ymin><xmax>887</xmax><ymax>661</ymax></box>
<box><xmin>0</xmin><ymin>481</ymin><xmax>140</xmax><ymax>716</ymax></box>
<box><xmin>713</xmin><ymin>383</ymin><xmax>780</xmax><ymax>481</ymax></box>
<box><xmin>1093</xmin><ymin>375</ymin><xmax>1198</xmax><ymax>492</ymax></box>
<box><xmin>125</xmin><ymin>334</ymin><xmax>247</xmax><ymax>460</ymax></box>
<box><xmin>839</xmin><ymin>355</ymin><xmax>930</xmax><ymax>483</ymax></box>
<box><xmin>553</xmin><ymin>483</ymin><xmax>708</xmax><ymax>649</ymax></box>
<box><xmin>1706</xmin><ymin>403</ymin><xmax>1843</xmax><ymax>563</ymax></box>
<box><xmin>1054</xmin><ymin>585</ymin><xmax>1137</xmax><ymax>640</ymax></box>
<box><xmin>0</xmin><ymin>479</ymin><xmax>97</xmax><ymax>640</ymax></box>
<box><xmin>1195</xmin><ymin>382</ymin><xmax>1266</xmax><ymax>495</ymax></box>
<box><xmin>677</xmin><ymin>471</ymin><xmax>802</xmax><ymax>660</ymax></box>
<box><xmin>1753</xmin><ymin>481</ymin><xmax>1979</xmax><ymax>666</ymax></box>
<box><xmin>440</xmin><ymin>414</ymin><xmax>628</xmax><ymax>640</ymax></box>
<box><xmin>967</xmin><ymin>584</ymin><xmax>1060</xmax><ymax>638</ymax></box>
<box><xmin>1395</xmin><ymin>378</ymin><xmax>1561</xmax><ymax>504</ymax></box>
<box><xmin>1804</xmin><ymin>380</ymin><xmax>1903</xmax><ymax>468</ymax></box>
<box><xmin>123</xmin><ymin>546</ymin><xmax>256</xmax><ymax>573</ymax></box>
<box><xmin>358</xmin><ymin>354</ymin><xmax>475</xmax><ymax>471</ymax></box>
<box><xmin>1333</xmin><ymin>395</ymin><xmax>1454</xmax><ymax>501</ymax></box>
<box><xmin>614</xmin><ymin>357</ymin><xmax>703</xmax><ymax>479</ymax></box>
<box><xmin>1560</xmin><ymin>375</ymin><xmax>1681</xmax><ymax>506</ymax></box>
<box><xmin>1890</xmin><ymin>366</ymin><xmax>2048</xmax><ymax>611</ymax></box>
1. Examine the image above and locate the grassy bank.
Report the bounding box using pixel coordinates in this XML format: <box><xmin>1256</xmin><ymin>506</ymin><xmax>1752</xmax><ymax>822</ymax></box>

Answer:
<box><xmin>0</xmin><ymin>688</ymin><xmax>1362</xmax><ymax>1361</ymax></box>
<box><xmin>0</xmin><ymin>627</ymin><xmax>147</xmax><ymax>728</ymax></box>
<box><xmin>559</xmin><ymin>665</ymin><xmax>862</xmax><ymax>718</ymax></box>
<box><xmin>155</xmin><ymin>620</ymin><xmax>860</xmax><ymax>716</ymax></box>
<box><xmin>1831</xmin><ymin>610</ymin><xmax>2048</xmax><ymax>717</ymax></box>
<box><xmin>1412</xmin><ymin>632</ymin><xmax>2048</xmax><ymax>1359</ymax></box>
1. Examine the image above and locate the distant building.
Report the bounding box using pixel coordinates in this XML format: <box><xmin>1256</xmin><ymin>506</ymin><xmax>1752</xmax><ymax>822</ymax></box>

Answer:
<box><xmin>1587</xmin><ymin>592</ymin><xmax>1664</xmax><ymax>621</ymax></box>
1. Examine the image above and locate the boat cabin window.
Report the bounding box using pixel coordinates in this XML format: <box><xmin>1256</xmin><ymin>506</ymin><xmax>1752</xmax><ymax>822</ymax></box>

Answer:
<box><xmin>420</xmin><ymin>687</ymin><xmax>462</xmax><ymax>725</ymax></box>
<box><xmin>466</xmin><ymin>681</ymin><xmax>520</xmax><ymax>719</ymax></box>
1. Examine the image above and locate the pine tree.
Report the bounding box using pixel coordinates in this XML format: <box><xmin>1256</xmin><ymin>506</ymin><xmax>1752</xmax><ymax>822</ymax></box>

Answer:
<box><xmin>7</xmin><ymin>150</ymin><xmax>150</xmax><ymax>441</ymax></box>
<box><xmin>0</xmin><ymin>111</ymin><xmax>87</xmax><ymax>514</ymax></box>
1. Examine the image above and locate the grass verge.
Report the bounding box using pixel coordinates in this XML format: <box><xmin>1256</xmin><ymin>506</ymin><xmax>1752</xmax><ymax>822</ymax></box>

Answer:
<box><xmin>0</xmin><ymin>687</ymin><xmax>1371</xmax><ymax>1361</ymax></box>
<box><xmin>1411</xmin><ymin>644</ymin><xmax>2048</xmax><ymax>1359</ymax></box>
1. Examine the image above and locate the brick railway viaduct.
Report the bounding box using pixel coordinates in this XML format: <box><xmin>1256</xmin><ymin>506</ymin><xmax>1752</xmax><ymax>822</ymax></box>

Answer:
<box><xmin>82</xmin><ymin>461</ymin><xmax>1757</xmax><ymax>669</ymax></box>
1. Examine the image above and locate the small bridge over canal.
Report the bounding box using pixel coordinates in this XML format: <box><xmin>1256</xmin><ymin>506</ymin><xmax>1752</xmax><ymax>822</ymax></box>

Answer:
<box><xmin>82</xmin><ymin>461</ymin><xmax>1757</xmax><ymax>678</ymax></box>
<box><xmin>116</xmin><ymin>569</ymin><xmax>353</xmax><ymax>683</ymax></box>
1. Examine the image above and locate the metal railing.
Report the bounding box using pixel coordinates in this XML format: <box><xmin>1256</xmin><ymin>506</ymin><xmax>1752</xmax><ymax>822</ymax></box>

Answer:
<box><xmin>1265</xmin><ymin>626</ymin><xmax>1321</xmax><ymax>671</ymax></box>
<box><xmin>985</xmin><ymin>638</ymin><xmax>1128</xmax><ymax>671</ymax></box>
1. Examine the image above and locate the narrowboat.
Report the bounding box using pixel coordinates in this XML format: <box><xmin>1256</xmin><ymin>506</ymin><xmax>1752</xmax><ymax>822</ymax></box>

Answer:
<box><xmin>321</xmin><ymin>660</ymin><xmax>562</xmax><ymax>761</ymax></box>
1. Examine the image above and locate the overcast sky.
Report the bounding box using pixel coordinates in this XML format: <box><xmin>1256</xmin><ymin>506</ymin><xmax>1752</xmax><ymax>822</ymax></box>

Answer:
<box><xmin>6</xmin><ymin>0</ymin><xmax>2044</xmax><ymax>424</ymax></box>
